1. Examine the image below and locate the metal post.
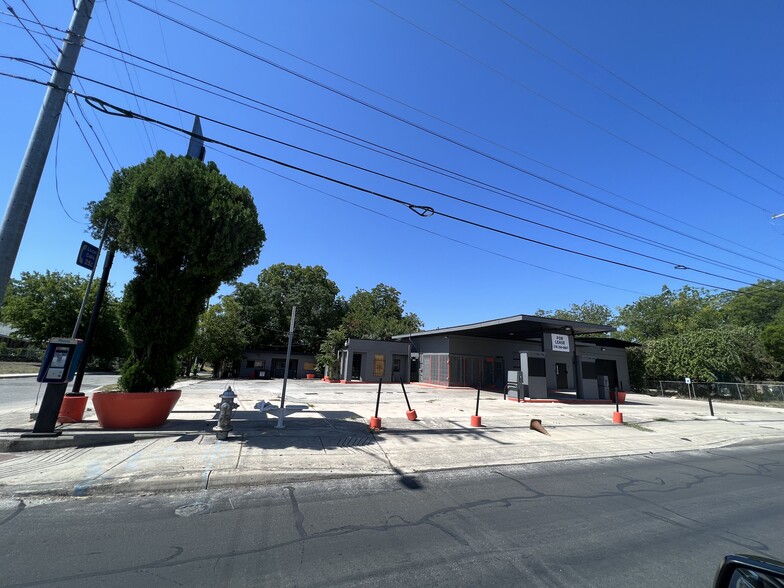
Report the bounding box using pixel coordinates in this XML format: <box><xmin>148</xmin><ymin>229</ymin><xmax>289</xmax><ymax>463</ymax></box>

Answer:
<box><xmin>399</xmin><ymin>376</ymin><xmax>412</xmax><ymax>411</ymax></box>
<box><xmin>0</xmin><ymin>0</ymin><xmax>95</xmax><ymax>309</ymax></box>
<box><xmin>71</xmin><ymin>223</ymin><xmax>108</xmax><ymax>339</ymax></box>
<box><xmin>69</xmin><ymin>247</ymin><xmax>114</xmax><ymax>396</ymax></box>
<box><xmin>475</xmin><ymin>384</ymin><xmax>481</xmax><ymax>416</ymax></box>
<box><xmin>708</xmin><ymin>389</ymin><xmax>715</xmax><ymax>417</ymax></box>
<box><xmin>275</xmin><ymin>306</ymin><xmax>296</xmax><ymax>429</ymax></box>
<box><xmin>374</xmin><ymin>378</ymin><xmax>382</xmax><ymax>418</ymax></box>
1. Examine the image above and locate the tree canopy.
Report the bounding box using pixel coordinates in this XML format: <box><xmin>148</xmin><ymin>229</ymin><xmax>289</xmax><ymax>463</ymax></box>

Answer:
<box><xmin>342</xmin><ymin>283</ymin><xmax>422</xmax><ymax>339</ymax></box>
<box><xmin>0</xmin><ymin>270</ymin><xmax>126</xmax><ymax>367</ymax></box>
<box><xmin>232</xmin><ymin>263</ymin><xmax>344</xmax><ymax>353</ymax></box>
<box><xmin>535</xmin><ymin>301</ymin><xmax>615</xmax><ymax>327</ymax></box>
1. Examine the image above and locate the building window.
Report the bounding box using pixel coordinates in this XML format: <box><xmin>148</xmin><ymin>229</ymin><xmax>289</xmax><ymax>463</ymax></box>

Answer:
<box><xmin>373</xmin><ymin>354</ymin><xmax>385</xmax><ymax>377</ymax></box>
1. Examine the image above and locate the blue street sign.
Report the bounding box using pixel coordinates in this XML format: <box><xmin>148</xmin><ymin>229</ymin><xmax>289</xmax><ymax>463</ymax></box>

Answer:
<box><xmin>76</xmin><ymin>241</ymin><xmax>100</xmax><ymax>270</ymax></box>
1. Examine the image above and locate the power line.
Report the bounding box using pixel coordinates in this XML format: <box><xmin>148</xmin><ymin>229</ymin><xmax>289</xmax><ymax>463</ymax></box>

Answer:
<box><xmin>71</xmin><ymin>36</ymin><xmax>779</xmax><ymax>281</ymax></box>
<box><xmin>12</xmin><ymin>1</ymin><xmax>118</xmax><ymax>175</ymax></box>
<box><xmin>53</xmin><ymin>110</ymin><xmax>90</xmax><ymax>224</ymax></box>
<box><xmin>369</xmin><ymin>0</ymin><xmax>772</xmax><ymax>213</ymax></box>
<box><xmin>197</xmin><ymin>136</ymin><xmax>653</xmax><ymax>297</ymax></box>
<box><xmin>454</xmin><ymin>0</ymin><xmax>784</xmax><ymax>200</ymax></box>
<box><xmin>3</xmin><ymin>43</ymin><xmax>781</xmax><ymax>284</ymax></box>
<box><xmin>498</xmin><ymin>0</ymin><xmax>784</xmax><ymax>188</ymax></box>
<box><xmin>117</xmin><ymin>1</ymin><xmax>784</xmax><ymax>268</ymax></box>
<box><xmin>42</xmin><ymin>62</ymin><xmax>769</xmax><ymax>286</ymax></box>
<box><xmin>5</xmin><ymin>66</ymin><xmax>778</xmax><ymax>298</ymax></box>
<box><xmin>4</xmin><ymin>5</ymin><xmax>113</xmax><ymax>181</ymax></box>
<box><xmin>3</xmin><ymin>12</ymin><xmax>779</xmax><ymax>274</ymax></box>
<box><xmin>104</xmin><ymin>0</ymin><xmax>156</xmax><ymax>154</ymax></box>
<box><xmin>71</xmin><ymin>88</ymin><xmax>762</xmax><ymax>293</ymax></box>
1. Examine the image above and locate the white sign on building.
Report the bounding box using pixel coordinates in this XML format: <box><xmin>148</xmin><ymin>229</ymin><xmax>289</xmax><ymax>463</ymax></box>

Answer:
<box><xmin>551</xmin><ymin>333</ymin><xmax>571</xmax><ymax>352</ymax></box>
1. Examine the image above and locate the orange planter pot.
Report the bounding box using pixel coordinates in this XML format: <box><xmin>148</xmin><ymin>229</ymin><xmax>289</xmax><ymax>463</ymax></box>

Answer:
<box><xmin>306</xmin><ymin>373</ymin><xmax>316</xmax><ymax>379</ymax></box>
<box><xmin>58</xmin><ymin>394</ymin><xmax>88</xmax><ymax>424</ymax></box>
<box><xmin>92</xmin><ymin>390</ymin><xmax>182</xmax><ymax>429</ymax></box>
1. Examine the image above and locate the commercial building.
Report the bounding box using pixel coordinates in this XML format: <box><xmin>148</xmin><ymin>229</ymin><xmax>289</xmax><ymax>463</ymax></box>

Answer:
<box><xmin>393</xmin><ymin>314</ymin><xmax>634</xmax><ymax>400</ymax></box>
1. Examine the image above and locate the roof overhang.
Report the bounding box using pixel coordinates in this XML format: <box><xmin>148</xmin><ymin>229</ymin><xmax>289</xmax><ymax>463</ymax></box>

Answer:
<box><xmin>393</xmin><ymin>314</ymin><xmax>615</xmax><ymax>342</ymax></box>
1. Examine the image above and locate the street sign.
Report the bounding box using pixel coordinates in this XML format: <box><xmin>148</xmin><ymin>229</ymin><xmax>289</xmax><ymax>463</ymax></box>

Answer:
<box><xmin>685</xmin><ymin>377</ymin><xmax>692</xmax><ymax>384</ymax></box>
<box><xmin>76</xmin><ymin>241</ymin><xmax>99</xmax><ymax>270</ymax></box>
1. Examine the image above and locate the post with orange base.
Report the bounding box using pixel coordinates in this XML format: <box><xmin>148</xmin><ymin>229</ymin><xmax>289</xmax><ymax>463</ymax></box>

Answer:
<box><xmin>369</xmin><ymin>378</ymin><xmax>382</xmax><ymax>431</ymax></box>
<box><xmin>612</xmin><ymin>387</ymin><xmax>623</xmax><ymax>424</ymax></box>
<box><xmin>399</xmin><ymin>377</ymin><xmax>417</xmax><ymax>421</ymax></box>
<box><xmin>471</xmin><ymin>384</ymin><xmax>482</xmax><ymax>427</ymax></box>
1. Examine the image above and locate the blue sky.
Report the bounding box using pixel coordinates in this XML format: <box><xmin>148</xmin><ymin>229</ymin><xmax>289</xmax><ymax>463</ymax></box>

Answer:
<box><xmin>1</xmin><ymin>0</ymin><xmax>783</xmax><ymax>329</ymax></box>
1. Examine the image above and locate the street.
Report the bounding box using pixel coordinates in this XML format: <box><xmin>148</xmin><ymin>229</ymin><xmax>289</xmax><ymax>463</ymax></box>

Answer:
<box><xmin>0</xmin><ymin>375</ymin><xmax>118</xmax><ymax>412</ymax></box>
<box><xmin>1</xmin><ymin>442</ymin><xmax>783</xmax><ymax>587</ymax></box>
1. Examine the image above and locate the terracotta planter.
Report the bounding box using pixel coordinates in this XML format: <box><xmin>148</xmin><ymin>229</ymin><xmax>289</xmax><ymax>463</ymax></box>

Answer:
<box><xmin>92</xmin><ymin>390</ymin><xmax>182</xmax><ymax>429</ymax></box>
<box><xmin>612</xmin><ymin>391</ymin><xmax>627</xmax><ymax>404</ymax></box>
<box><xmin>58</xmin><ymin>394</ymin><xmax>89</xmax><ymax>424</ymax></box>
<box><xmin>306</xmin><ymin>373</ymin><xmax>316</xmax><ymax>379</ymax></box>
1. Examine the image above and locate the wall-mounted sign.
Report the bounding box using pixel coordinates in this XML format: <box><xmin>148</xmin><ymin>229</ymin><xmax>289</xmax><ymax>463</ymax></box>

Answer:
<box><xmin>551</xmin><ymin>333</ymin><xmax>571</xmax><ymax>353</ymax></box>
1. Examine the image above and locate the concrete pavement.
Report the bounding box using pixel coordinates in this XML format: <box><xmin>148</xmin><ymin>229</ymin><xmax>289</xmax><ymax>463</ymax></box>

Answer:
<box><xmin>1</xmin><ymin>377</ymin><xmax>784</xmax><ymax>497</ymax></box>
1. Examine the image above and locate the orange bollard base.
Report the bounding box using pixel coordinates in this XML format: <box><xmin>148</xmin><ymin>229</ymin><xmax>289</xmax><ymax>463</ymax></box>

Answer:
<box><xmin>470</xmin><ymin>415</ymin><xmax>482</xmax><ymax>427</ymax></box>
<box><xmin>369</xmin><ymin>416</ymin><xmax>382</xmax><ymax>431</ymax></box>
<box><xmin>612</xmin><ymin>411</ymin><xmax>624</xmax><ymax>424</ymax></box>
<box><xmin>406</xmin><ymin>409</ymin><xmax>417</xmax><ymax>421</ymax></box>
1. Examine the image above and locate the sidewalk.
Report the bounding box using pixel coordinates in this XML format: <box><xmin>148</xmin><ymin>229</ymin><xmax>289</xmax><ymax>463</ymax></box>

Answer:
<box><xmin>1</xmin><ymin>378</ymin><xmax>784</xmax><ymax>497</ymax></box>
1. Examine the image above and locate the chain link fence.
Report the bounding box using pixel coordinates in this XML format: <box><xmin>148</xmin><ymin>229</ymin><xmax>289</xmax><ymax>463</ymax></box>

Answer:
<box><xmin>643</xmin><ymin>379</ymin><xmax>784</xmax><ymax>403</ymax></box>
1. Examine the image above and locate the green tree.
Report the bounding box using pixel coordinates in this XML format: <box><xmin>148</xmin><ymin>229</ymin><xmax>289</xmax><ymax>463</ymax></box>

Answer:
<box><xmin>1</xmin><ymin>270</ymin><xmax>127</xmax><ymax>366</ymax></box>
<box><xmin>232</xmin><ymin>264</ymin><xmax>345</xmax><ymax>353</ymax></box>
<box><xmin>644</xmin><ymin>326</ymin><xmax>775</xmax><ymax>382</ymax></box>
<box><xmin>535</xmin><ymin>301</ymin><xmax>615</xmax><ymax>328</ymax></box>
<box><xmin>89</xmin><ymin>152</ymin><xmax>266</xmax><ymax>392</ymax></box>
<box><xmin>192</xmin><ymin>297</ymin><xmax>249</xmax><ymax>378</ymax></box>
<box><xmin>616</xmin><ymin>285</ymin><xmax>721</xmax><ymax>341</ymax></box>
<box><xmin>721</xmin><ymin>280</ymin><xmax>784</xmax><ymax>329</ymax></box>
<box><xmin>342</xmin><ymin>283</ymin><xmax>422</xmax><ymax>339</ymax></box>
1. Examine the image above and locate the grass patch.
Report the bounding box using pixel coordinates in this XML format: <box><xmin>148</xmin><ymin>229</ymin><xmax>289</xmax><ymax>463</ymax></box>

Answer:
<box><xmin>0</xmin><ymin>361</ymin><xmax>40</xmax><ymax>375</ymax></box>
<box><xmin>624</xmin><ymin>422</ymin><xmax>653</xmax><ymax>432</ymax></box>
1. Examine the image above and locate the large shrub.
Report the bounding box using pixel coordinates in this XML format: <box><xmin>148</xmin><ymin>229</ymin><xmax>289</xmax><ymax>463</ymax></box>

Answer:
<box><xmin>89</xmin><ymin>152</ymin><xmax>266</xmax><ymax>391</ymax></box>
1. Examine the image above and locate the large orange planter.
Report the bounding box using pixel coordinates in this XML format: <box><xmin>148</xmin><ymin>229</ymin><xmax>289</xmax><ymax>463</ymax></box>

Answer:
<box><xmin>58</xmin><ymin>394</ymin><xmax>88</xmax><ymax>424</ymax></box>
<box><xmin>91</xmin><ymin>390</ymin><xmax>182</xmax><ymax>429</ymax></box>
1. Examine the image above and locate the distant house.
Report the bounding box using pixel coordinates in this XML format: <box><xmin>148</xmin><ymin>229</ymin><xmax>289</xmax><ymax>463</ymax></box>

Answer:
<box><xmin>239</xmin><ymin>348</ymin><xmax>318</xmax><ymax>380</ymax></box>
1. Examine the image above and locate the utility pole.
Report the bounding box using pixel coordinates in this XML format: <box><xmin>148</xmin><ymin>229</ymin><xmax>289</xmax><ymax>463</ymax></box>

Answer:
<box><xmin>0</xmin><ymin>0</ymin><xmax>95</xmax><ymax>309</ymax></box>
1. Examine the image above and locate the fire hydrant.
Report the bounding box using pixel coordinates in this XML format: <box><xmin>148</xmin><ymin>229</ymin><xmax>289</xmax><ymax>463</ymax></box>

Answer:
<box><xmin>213</xmin><ymin>386</ymin><xmax>239</xmax><ymax>441</ymax></box>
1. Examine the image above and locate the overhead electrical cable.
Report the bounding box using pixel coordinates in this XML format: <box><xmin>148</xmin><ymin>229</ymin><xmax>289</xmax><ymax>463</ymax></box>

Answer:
<box><xmin>37</xmin><ymin>41</ymin><xmax>775</xmax><ymax>280</ymax></box>
<box><xmin>0</xmin><ymin>55</ymin><xmax>774</xmax><ymax>288</ymax></box>
<box><xmin>14</xmin><ymin>1</ymin><xmax>118</xmax><ymax>174</ymax></box>
<box><xmin>4</xmin><ymin>10</ymin><xmax>780</xmax><ymax>271</ymax></box>
<box><xmin>104</xmin><ymin>0</ymin><xmax>156</xmax><ymax>154</ymax></box>
<box><xmin>4</xmin><ymin>5</ymin><xmax>113</xmax><ymax>180</ymax></box>
<box><xmin>4</xmin><ymin>66</ymin><xmax>778</xmax><ymax>299</ymax></box>
<box><xmin>498</xmin><ymin>0</ymin><xmax>784</xmax><ymax>187</ymax></box>
<box><xmin>454</xmin><ymin>0</ymin><xmax>784</xmax><ymax>199</ymax></box>
<box><xmin>369</xmin><ymin>0</ymin><xmax>772</xmax><ymax>213</ymax></box>
<box><xmin>116</xmin><ymin>1</ymin><xmax>784</xmax><ymax>267</ymax></box>
<box><xmin>30</xmin><ymin>62</ymin><xmax>768</xmax><ymax>287</ymax></box>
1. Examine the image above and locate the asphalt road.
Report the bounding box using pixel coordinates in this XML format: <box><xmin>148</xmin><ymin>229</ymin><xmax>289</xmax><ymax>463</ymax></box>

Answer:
<box><xmin>1</xmin><ymin>443</ymin><xmax>783</xmax><ymax>587</ymax></box>
<box><xmin>0</xmin><ymin>375</ymin><xmax>119</xmax><ymax>410</ymax></box>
